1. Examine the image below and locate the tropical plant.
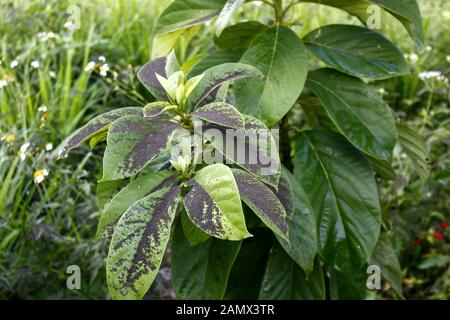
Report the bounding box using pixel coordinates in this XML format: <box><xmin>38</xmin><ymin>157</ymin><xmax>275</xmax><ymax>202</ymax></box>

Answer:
<box><xmin>60</xmin><ymin>0</ymin><xmax>427</xmax><ymax>299</ymax></box>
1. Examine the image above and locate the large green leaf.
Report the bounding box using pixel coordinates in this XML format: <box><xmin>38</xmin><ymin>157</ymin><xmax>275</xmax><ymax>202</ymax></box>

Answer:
<box><xmin>232</xmin><ymin>169</ymin><xmax>288</xmax><ymax>239</ymax></box>
<box><xmin>187</xmin><ymin>63</ymin><xmax>263</xmax><ymax>109</ymax></box>
<box><xmin>101</xmin><ymin>116</ymin><xmax>179</xmax><ymax>181</ymax></box>
<box><xmin>304</xmin><ymin>0</ymin><xmax>424</xmax><ymax>49</ymax></box>
<box><xmin>259</xmin><ymin>243</ymin><xmax>325</xmax><ymax>300</ymax></box>
<box><xmin>183</xmin><ymin>164</ymin><xmax>251</xmax><ymax>240</ymax></box>
<box><xmin>152</xmin><ymin>0</ymin><xmax>227</xmax><ymax>58</ymax></box>
<box><xmin>293</xmin><ymin>129</ymin><xmax>381</xmax><ymax>274</ymax></box>
<box><xmin>96</xmin><ymin>171</ymin><xmax>175</xmax><ymax>238</ymax></box>
<box><xmin>107</xmin><ymin>185</ymin><xmax>180</xmax><ymax>300</ymax></box>
<box><xmin>234</xmin><ymin>26</ymin><xmax>308</xmax><ymax>126</ymax></box>
<box><xmin>215</xmin><ymin>0</ymin><xmax>245</xmax><ymax>37</ymax></box>
<box><xmin>370</xmin><ymin>233</ymin><xmax>404</xmax><ymax>298</ymax></box>
<box><xmin>225</xmin><ymin>229</ymin><xmax>273</xmax><ymax>299</ymax></box>
<box><xmin>276</xmin><ymin>169</ymin><xmax>318</xmax><ymax>275</ymax></box>
<box><xmin>188</xmin><ymin>49</ymin><xmax>244</xmax><ymax>78</ymax></box>
<box><xmin>202</xmin><ymin>114</ymin><xmax>281</xmax><ymax>188</ymax></box>
<box><xmin>397</xmin><ymin>122</ymin><xmax>430</xmax><ymax>181</ymax></box>
<box><xmin>214</xmin><ymin>21</ymin><xmax>268</xmax><ymax>49</ymax></box>
<box><xmin>58</xmin><ymin>107</ymin><xmax>143</xmax><ymax>158</ymax></box>
<box><xmin>329</xmin><ymin>268</ymin><xmax>368</xmax><ymax>300</ymax></box>
<box><xmin>306</xmin><ymin>68</ymin><xmax>397</xmax><ymax>160</ymax></box>
<box><xmin>181</xmin><ymin>208</ymin><xmax>210</xmax><ymax>246</ymax></box>
<box><xmin>193</xmin><ymin>102</ymin><xmax>245</xmax><ymax>129</ymax></box>
<box><xmin>137</xmin><ymin>58</ymin><xmax>169</xmax><ymax>101</ymax></box>
<box><xmin>303</xmin><ymin>25</ymin><xmax>409</xmax><ymax>79</ymax></box>
<box><xmin>171</xmin><ymin>222</ymin><xmax>241</xmax><ymax>299</ymax></box>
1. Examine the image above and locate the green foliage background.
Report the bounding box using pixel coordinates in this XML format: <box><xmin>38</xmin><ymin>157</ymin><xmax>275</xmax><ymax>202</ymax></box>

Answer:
<box><xmin>0</xmin><ymin>0</ymin><xmax>448</xmax><ymax>299</ymax></box>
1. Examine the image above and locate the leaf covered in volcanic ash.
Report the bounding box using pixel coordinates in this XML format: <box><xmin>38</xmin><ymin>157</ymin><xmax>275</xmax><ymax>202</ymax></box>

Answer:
<box><xmin>101</xmin><ymin>116</ymin><xmax>179</xmax><ymax>181</ymax></box>
<box><xmin>107</xmin><ymin>185</ymin><xmax>180</xmax><ymax>300</ymax></box>
<box><xmin>193</xmin><ymin>102</ymin><xmax>245</xmax><ymax>129</ymax></box>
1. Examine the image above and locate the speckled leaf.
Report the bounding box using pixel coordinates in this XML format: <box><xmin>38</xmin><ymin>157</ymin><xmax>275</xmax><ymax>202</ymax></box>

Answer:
<box><xmin>183</xmin><ymin>164</ymin><xmax>251</xmax><ymax>241</ymax></box>
<box><xmin>306</xmin><ymin>68</ymin><xmax>397</xmax><ymax>160</ymax></box>
<box><xmin>59</xmin><ymin>107</ymin><xmax>143</xmax><ymax>158</ymax></box>
<box><xmin>214</xmin><ymin>21</ymin><xmax>268</xmax><ymax>49</ymax></box>
<box><xmin>271</xmin><ymin>167</ymin><xmax>294</xmax><ymax>218</ymax></box>
<box><xmin>187</xmin><ymin>63</ymin><xmax>263</xmax><ymax>109</ymax></box>
<box><xmin>234</xmin><ymin>26</ymin><xmax>308</xmax><ymax>126</ymax></box>
<box><xmin>215</xmin><ymin>0</ymin><xmax>245</xmax><ymax>37</ymax></box>
<box><xmin>232</xmin><ymin>169</ymin><xmax>288</xmax><ymax>240</ymax></box>
<box><xmin>276</xmin><ymin>169</ymin><xmax>318</xmax><ymax>275</ymax></box>
<box><xmin>293</xmin><ymin>129</ymin><xmax>381</xmax><ymax>275</ymax></box>
<box><xmin>107</xmin><ymin>185</ymin><xmax>180</xmax><ymax>300</ymax></box>
<box><xmin>203</xmin><ymin>114</ymin><xmax>281</xmax><ymax>188</ymax></box>
<box><xmin>102</xmin><ymin>116</ymin><xmax>179</xmax><ymax>181</ymax></box>
<box><xmin>181</xmin><ymin>208</ymin><xmax>210</xmax><ymax>246</ymax></box>
<box><xmin>303</xmin><ymin>25</ymin><xmax>409</xmax><ymax>79</ymax></box>
<box><xmin>143</xmin><ymin>101</ymin><xmax>174</xmax><ymax>118</ymax></box>
<box><xmin>137</xmin><ymin>57</ymin><xmax>169</xmax><ymax>101</ymax></box>
<box><xmin>259</xmin><ymin>243</ymin><xmax>325</xmax><ymax>300</ymax></box>
<box><xmin>171</xmin><ymin>222</ymin><xmax>241</xmax><ymax>299</ymax></box>
<box><xmin>96</xmin><ymin>171</ymin><xmax>175</xmax><ymax>239</ymax></box>
<box><xmin>193</xmin><ymin>102</ymin><xmax>245</xmax><ymax>129</ymax></box>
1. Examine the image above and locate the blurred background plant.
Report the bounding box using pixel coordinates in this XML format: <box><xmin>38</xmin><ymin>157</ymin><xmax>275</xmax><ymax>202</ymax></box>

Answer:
<box><xmin>0</xmin><ymin>0</ymin><xmax>448</xmax><ymax>299</ymax></box>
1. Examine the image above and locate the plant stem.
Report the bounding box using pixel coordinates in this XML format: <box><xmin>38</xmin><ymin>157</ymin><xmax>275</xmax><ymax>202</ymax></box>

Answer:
<box><xmin>420</xmin><ymin>89</ymin><xmax>434</xmax><ymax>134</ymax></box>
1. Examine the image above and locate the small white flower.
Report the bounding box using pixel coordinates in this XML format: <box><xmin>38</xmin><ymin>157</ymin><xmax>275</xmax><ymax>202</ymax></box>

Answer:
<box><xmin>409</xmin><ymin>53</ymin><xmax>419</xmax><ymax>64</ymax></box>
<box><xmin>0</xmin><ymin>80</ymin><xmax>7</xmax><ymax>89</ymax></box>
<box><xmin>99</xmin><ymin>63</ymin><xmax>109</xmax><ymax>77</ymax></box>
<box><xmin>64</xmin><ymin>20</ymin><xmax>75</xmax><ymax>30</ymax></box>
<box><xmin>33</xmin><ymin>169</ymin><xmax>49</xmax><ymax>184</ymax></box>
<box><xmin>378</xmin><ymin>88</ymin><xmax>386</xmax><ymax>95</ymax></box>
<box><xmin>45</xmin><ymin>142</ymin><xmax>53</xmax><ymax>151</ymax></box>
<box><xmin>20</xmin><ymin>142</ymin><xmax>30</xmax><ymax>153</ymax></box>
<box><xmin>19</xmin><ymin>152</ymin><xmax>26</xmax><ymax>161</ymax></box>
<box><xmin>10</xmin><ymin>60</ymin><xmax>19</xmax><ymax>68</ymax></box>
<box><xmin>426</xmin><ymin>46</ymin><xmax>432</xmax><ymax>52</ymax></box>
<box><xmin>84</xmin><ymin>61</ymin><xmax>95</xmax><ymax>72</ymax></box>
<box><xmin>38</xmin><ymin>105</ymin><xmax>48</xmax><ymax>112</ymax></box>
<box><xmin>98</xmin><ymin>56</ymin><xmax>106</xmax><ymax>63</ymax></box>
<box><xmin>49</xmin><ymin>70</ymin><xmax>57</xmax><ymax>78</ymax></box>
<box><xmin>31</xmin><ymin>60</ymin><xmax>40</xmax><ymax>69</ymax></box>
<box><xmin>419</xmin><ymin>71</ymin><xmax>445</xmax><ymax>81</ymax></box>
<box><xmin>446</xmin><ymin>55</ymin><xmax>450</xmax><ymax>64</ymax></box>
<box><xmin>0</xmin><ymin>60</ymin><xmax>2</xmax><ymax>65</ymax></box>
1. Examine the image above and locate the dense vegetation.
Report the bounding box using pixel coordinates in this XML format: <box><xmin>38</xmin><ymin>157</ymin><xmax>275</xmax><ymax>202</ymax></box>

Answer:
<box><xmin>0</xmin><ymin>0</ymin><xmax>449</xmax><ymax>299</ymax></box>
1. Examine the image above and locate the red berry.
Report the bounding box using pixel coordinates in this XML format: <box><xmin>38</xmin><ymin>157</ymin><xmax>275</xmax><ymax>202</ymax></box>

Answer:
<box><xmin>434</xmin><ymin>230</ymin><xmax>444</xmax><ymax>241</ymax></box>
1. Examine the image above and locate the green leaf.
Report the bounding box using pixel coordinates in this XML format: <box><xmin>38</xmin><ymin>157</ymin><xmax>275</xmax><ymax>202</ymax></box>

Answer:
<box><xmin>181</xmin><ymin>208</ymin><xmax>210</xmax><ymax>246</ymax></box>
<box><xmin>306</xmin><ymin>68</ymin><xmax>397</xmax><ymax>160</ymax></box>
<box><xmin>329</xmin><ymin>268</ymin><xmax>368</xmax><ymax>300</ymax></box>
<box><xmin>232</xmin><ymin>168</ymin><xmax>288</xmax><ymax>240</ymax></box>
<box><xmin>276</xmin><ymin>169</ymin><xmax>318</xmax><ymax>275</ymax></box>
<box><xmin>96</xmin><ymin>179</ymin><xmax>128</xmax><ymax>210</ymax></box>
<box><xmin>303</xmin><ymin>0</ymin><xmax>424</xmax><ymax>50</ymax></box>
<box><xmin>137</xmin><ymin>58</ymin><xmax>169</xmax><ymax>101</ymax></box>
<box><xmin>215</xmin><ymin>0</ymin><xmax>245</xmax><ymax>37</ymax></box>
<box><xmin>96</xmin><ymin>171</ymin><xmax>175</xmax><ymax>238</ymax></box>
<box><xmin>107</xmin><ymin>185</ymin><xmax>180</xmax><ymax>300</ymax></box>
<box><xmin>397</xmin><ymin>122</ymin><xmax>430</xmax><ymax>181</ymax></box>
<box><xmin>271</xmin><ymin>167</ymin><xmax>295</xmax><ymax>218</ymax></box>
<box><xmin>293</xmin><ymin>129</ymin><xmax>381</xmax><ymax>274</ymax></box>
<box><xmin>171</xmin><ymin>221</ymin><xmax>241</xmax><ymax>299</ymax></box>
<box><xmin>193</xmin><ymin>102</ymin><xmax>245</xmax><ymax>129</ymax></box>
<box><xmin>303</xmin><ymin>25</ymin><xmax>409</xmax><ymax>79</ymax></box>
<box><xmin>183</xmin><ymin>164</ymin><xmax>251</xmax><ymax>240</ymax></box>
<box><xmin>369</xmin><ymin>157</ymin><xmax>396</xmax><ymax>181</ymax></box>
<box><xmin>370</xmin><ymin>233</ymin><xmax>404</xmax><ymax>298</ymax></box>
<box><xmin>152</xmin><ymin>0</ymin><xmax>227</xmax><ymax>58</ymax></box>
<box><xmin>188</xmin><ymin>49</ymin><xmax>244</xmax><ymax>78</ymax></box>
<box><xmin>202</xmin><ymin>114</ymin><xmax>281</xmax><ymax>188</ymax></box>
<box><xmin>225</xmin><ymin>229</ymin><xmax>273</xmax><ymax>299</ymax></box>
<box><xmin>214</xmin><ymin>21</ymin><xmax>268</xmax><ymax>49</ymax></box>
<box><xmin>165</xmin><ymin>50</ymin><xmax>181</xmax><ymax>77</ymax></box>
<box><xmin>143</xmin><ymin>101</ymin><xmax>175</xmax><ymax>118</ymax></box>
<box><xmin>187</xmin><ymin>63</ymin><xmax>263</xmax><ymax>109</ymax></box>
<box><xmin>259</xmin><ymin>243</ymin><xmax>325</xmax><ymax>300</ymax></box>
<box><xmin>101</xmin><ymin>116</ymin><xmax>179</xmax><ymax>181</ymax></box>
<box><xmin>58</xmin><ymin>107</ymin><xmax>143</xmax><ymax>158</ymax></box>
<box><xmin>234</xmin><ymin>26</ymin><xmax>308</xmax><ymax>126</ymax></box>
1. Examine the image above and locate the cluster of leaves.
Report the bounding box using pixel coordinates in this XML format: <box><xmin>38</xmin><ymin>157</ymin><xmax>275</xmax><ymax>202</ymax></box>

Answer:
<box><xmin>61</xmin><ymin>0</ymin><xmax>427</xmax><ymax>299</ymax></box>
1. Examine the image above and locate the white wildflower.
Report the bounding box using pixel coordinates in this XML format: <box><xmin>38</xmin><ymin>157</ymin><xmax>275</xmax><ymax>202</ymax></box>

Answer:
<box><xmin>378</xmin><ymin>88</ymin><xmax>386</xmax><ymax>95</ymax></box>
<box><xmin>409</xmin><ymin>53</ymin><xmax>419</xmax><ymax>64</ymax></box>
<box><xmin>49</xmin><ymin>70</ymin><xmax>57</xmax><ymax>79</ymax></box>
<box><xmin>98</xmin><ymin>56</ymin><xmax>106</xmax><ymax>63</ymax></box>
<box><xmin>419</xmin><ymin>71</ymin><xmax>446</xmax><ymax>82</ymax></box>
<box><xmin>64</xmin><ymin>20</ymin><xmax>75</xmax><ymax>30</ymax></box>
<box><xmin>38</xmin><ymin>105</ymin><xmax>48</xmax><ymax>112</ymax></box>
<box><xmin>33</xmin><ymin>169</ymin><xmax>49</xmax><ymax>184</ymax></box>
<box><xmin>10</xmin><ymin>60</ymin><xmax>19</xmax><ymax>68</ymax></box>
<box><xmin>0</xmin><ymin>80</ymin><xmax>7</xmax><ymax>89</ymax></box>
<box><xmin>45</xmin><ymin>142</ymin><xmax>53</xmax><ymax>151</ymax></box>
<box><xmin>37</xmin><ymin>31</ymin><xmax>57</xmax><ymax>42</ymax></box>
<box><xmin>20</xmin><ymin>142</ymin><xmax>30</xmax><ymax>153</ymax></box>
<box><xmin>84</xmin><ymin>61</ymin><xmax>95</xmax><ymax>72</ymax></box>
<box><xmin>31</xmin><ymin>60</ymin><xmax>40</xmax><ymax>69</ymax></box>
<box><xmin>99</xmin><ymin>63</ymin><xmax>109</xmax><ymax>77</ymax></box>
<box><xmin>19</xmin><ymin>152</ymin><xmax>26</xmax><ymax>161</ymax></box>
<box><xmin>426</xmin><ymin>46</ymin><xmax>432</xmax><ymax>52</ymax></box>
